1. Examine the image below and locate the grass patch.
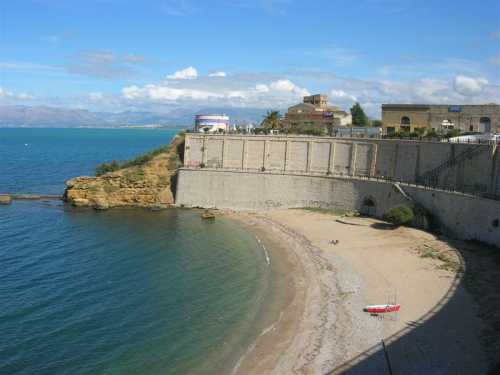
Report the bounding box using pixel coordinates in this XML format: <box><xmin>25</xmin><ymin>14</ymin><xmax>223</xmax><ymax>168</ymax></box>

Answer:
<box><xmin>123</xmin><ymin>169</ymin><xmax>145</xmax><ymax>184</ymax></box>
<box><xmin>103</xmin><ymin>184</ymin><xmax>120</xmax><ymax>194</ymax></box>
<box><xmin>158</xmin><ymin>175</ymin><xmax>170</xmax><ymax>186</ymax></box>
<box><xmin>416</xmin><ymin>244</ymin><xmax>463</xmax><ymax>273</ymax></box>
<box><xmin>96</xmin><ymin>143</ymin><xmax>176</xmax><ymax>176</ymax></box>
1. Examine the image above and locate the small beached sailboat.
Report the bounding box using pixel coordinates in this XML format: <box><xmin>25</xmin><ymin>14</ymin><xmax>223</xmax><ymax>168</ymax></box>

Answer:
<box><xmin>363</xmin><ymin>304</ymin><xmax>401</xmax><ymax>314</ymax></box>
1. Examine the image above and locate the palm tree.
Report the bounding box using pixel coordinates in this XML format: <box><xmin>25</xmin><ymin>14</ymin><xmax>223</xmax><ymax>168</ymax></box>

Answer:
<box><xmin>261</xmin><ymin>110</ymin><xmax>282</xmax><ymax>130</ymax></box>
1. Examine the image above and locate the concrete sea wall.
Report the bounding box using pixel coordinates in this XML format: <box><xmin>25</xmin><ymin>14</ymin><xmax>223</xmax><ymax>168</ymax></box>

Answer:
<box><xmin>176</xmin><ymin>168</ymin><xmax>500</xmax><ymax>246</ymax></box>
<box><xmin>178</xmin><ymin>134</ymin><xmax>500</xmax><ymax>246</ymax></box>
<box><xmin>184</xmin><ymin>134</ymin><xmax>500</xmax><ymax>196</ymax></box>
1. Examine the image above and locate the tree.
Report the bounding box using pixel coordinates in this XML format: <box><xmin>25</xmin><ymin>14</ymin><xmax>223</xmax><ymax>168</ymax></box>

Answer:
<box><xmin>350</xmin><ymin>102</ymin><xmax>369</xmax><ymax>127</ymax></box>
<box><xmin>261</xmin><ymin>110</ymin><xmax>282</xmax><ymax>130</ymax></box>
<box><xmin>371</xmin><ymin>119</ymin><xmax>382</xmax><ymax>127</ymax></box>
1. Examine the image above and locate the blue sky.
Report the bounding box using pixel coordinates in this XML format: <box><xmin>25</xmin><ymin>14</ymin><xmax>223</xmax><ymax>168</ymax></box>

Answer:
<box><xmin>0</xmin><ymin>0</ymin><xmax>499</xmax><ymax>117</ymax></box>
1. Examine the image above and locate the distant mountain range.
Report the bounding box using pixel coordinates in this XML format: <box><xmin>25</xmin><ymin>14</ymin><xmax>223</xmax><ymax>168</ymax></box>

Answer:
<box><xmin>0</xmin><ymin>105</ymin><xmax>273</xmax><ymax>128</ymax></box>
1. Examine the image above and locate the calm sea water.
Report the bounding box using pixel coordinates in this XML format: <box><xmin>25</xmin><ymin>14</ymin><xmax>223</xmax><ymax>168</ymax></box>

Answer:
<box><xmin>0</xmin><ymin>128</ymin><xmax>268</xmax><ymax>374</ymax></box>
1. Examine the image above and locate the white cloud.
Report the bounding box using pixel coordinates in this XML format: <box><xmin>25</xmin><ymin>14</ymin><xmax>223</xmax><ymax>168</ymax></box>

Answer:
<box><xmin>89</xmin><ymin>92</ymin><xmax>104</xmax><ymax>101</ymax></box>
<box><xmin>167</xmin><ymin>66</ymin><xmax>198</xmax><ymax>80</ymax></box>
<box><xmin>255</xmin><ymin>84</ymin><xmax>270</xmax><ymax>93</ymax></box>
<box><xmin>121</xmin><ymin>75</ymin><xmax>310</xmax><ymax>108</ymax></box>
<box><xmin>453</xmin><ymin>75</ymin><xmax>488</xmax><ymax>96</ymax></box>
<box><xmin>0</xmin><ymin>87</ymin><xmax>13</xmax><ymax>97</ymax></box>
<box><xmin>0</xmin><ymin>86</ymin><xmax>34</xmax><ymax>100</ymax></box>
<box><xmin>208</xmin><ymin>71</ymin><xmax>227</xmax><ymax>77</ymax></box>
<box><xmin>330</xmin><ymin>89</ymin><xmax>357</xmax><ymax>102</ymax></box>
<box><xmin>269</xmin><ymin>79</ymin><xmax>310</xmax><ymax>96</ymax></box>
<box><xmin>122</xmin><ymin>84</ymin><xmax>221</xmax><ymax>101</ymax></box>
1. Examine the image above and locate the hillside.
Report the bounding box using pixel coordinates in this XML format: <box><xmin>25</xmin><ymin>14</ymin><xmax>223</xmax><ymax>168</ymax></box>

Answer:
<box><xmin>0</xmin><ymin>105</ymin><xmax>273</xmax><ymax>128</ymax></box>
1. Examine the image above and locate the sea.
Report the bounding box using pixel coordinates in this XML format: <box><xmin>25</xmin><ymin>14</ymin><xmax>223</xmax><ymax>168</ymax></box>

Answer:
<box><xmin>0</xmin><ymin>128</ymin><xmax>270</xmax><ymax>374</ymax></box>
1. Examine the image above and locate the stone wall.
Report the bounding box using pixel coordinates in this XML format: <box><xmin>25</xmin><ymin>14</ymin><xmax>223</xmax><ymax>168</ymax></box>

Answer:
<box><xmin>175</xmin><ymin>168</ymin><xmax>500</xmax><ymax>246</ymax></box>
<box><xmin>184</xmin><ymin>134</ymin><xmax>500</xmax><ymax>197</ymax></box>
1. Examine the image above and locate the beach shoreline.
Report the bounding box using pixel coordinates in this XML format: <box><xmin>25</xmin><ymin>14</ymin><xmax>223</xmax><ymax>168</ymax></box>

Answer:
<box><xmin>226</xmin><ymin>209</ymin><xmax>491</xmax><ymax>374</ymax></box>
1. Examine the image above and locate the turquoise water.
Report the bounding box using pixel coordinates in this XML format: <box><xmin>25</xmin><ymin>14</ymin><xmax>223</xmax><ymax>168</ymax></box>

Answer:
<box><xmin>0</xmin><ymin>129</ymin><xmax>268</xmax><ymax>374</ymax></box>
<box><xmin>0</xmin><ymin>128</ymin><xmax>182</xmax><ymax>195</ymax></box>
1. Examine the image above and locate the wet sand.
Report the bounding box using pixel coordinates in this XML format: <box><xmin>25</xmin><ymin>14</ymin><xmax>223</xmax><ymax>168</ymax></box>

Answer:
<box><xmin>229</xmin><ymin>209</ymin><xmax>490</xmax><ymax>375</ymax></box>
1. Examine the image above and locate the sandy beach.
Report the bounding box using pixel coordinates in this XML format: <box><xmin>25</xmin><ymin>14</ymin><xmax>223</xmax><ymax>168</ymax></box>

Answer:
<box><xmin>229</xmin><ymin>209</ymin><xmax>497</xmax><ymax>375</ymax></box>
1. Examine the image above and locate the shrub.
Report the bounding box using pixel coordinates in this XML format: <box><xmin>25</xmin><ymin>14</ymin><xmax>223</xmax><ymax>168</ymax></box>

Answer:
<box><xmin>383</xmin><ymin>205</ymin><xmax>414</xmax><ymax>226</ymax></box>
<box><xmin>95</xmin><ymin>144</ymin><xmax>172</xmax><ymax>176</ymax></box>
<box><xmin>96</xmin><ymin>160</ymin><xmax>120</xmax><ymax>176</ymax></box>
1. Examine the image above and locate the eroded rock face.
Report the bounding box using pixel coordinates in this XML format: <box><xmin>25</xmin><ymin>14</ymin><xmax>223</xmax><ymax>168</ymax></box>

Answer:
<box><xmin>64</xmin><ymin>134</ymin><xmax>184</xmax><ymax>210</ymax></box>
<box><xmin>0</xmin><ymin>195</ymin><xmax>12</xmax><ymax>205</ymax></box>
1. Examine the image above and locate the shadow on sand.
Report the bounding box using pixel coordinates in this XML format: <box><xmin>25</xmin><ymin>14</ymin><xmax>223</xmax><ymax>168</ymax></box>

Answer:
<box><xmin>370</xmin><ymin>222</ymin><xmax>397</xmax><ymax>230</ymax></box>
<box><xmin>326</xmin><ymin>235</ymin><xmax>500</xmax><ymax>375</ymax></box>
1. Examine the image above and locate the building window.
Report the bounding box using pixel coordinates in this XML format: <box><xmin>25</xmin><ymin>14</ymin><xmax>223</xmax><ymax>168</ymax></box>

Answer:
<box><xmin>400</xmin><ymin>116</ymin><xmax>411</xmax><ymax>126</ymax></box>
<box><xmin>387</xmin><ymin>127</ymin><xmax>395</xmax><ymax>135</ymax></box>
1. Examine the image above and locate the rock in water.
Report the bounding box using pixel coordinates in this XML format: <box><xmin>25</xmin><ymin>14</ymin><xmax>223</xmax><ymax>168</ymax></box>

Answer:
<box><xmin>0</xmin><ymin>195</ymin><xmax>12</xmax><ymax>205</ymax></box>
<box><xmin>64</xmin><ymin>133</ymin><xmax>185</xmax><ymax>209</ymax></box>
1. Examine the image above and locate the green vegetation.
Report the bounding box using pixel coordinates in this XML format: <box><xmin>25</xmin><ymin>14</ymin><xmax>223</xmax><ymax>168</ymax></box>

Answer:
<box><xmin>123</xmin><ymin>169</ymin><xmax>145</xmax><ymax>184</ymax></box>
<box><xmin>385</xmin><ymin>127</ymin><xmax>463</xmax><ymax>140</ymax></box>
<box><xmin>158</xmin><ymin>175</ymin><xmax>170</xmax><ymax>186</ymax></box>
<box><xmin>260</xmin><ymin>110</ymin><xmax>282</xmax><ymax>130</ymax></box>
<box><xmin>350</xmin><ymin>102</ymin><xmax>369</xmax><ymax>127</ymax></box>
<box><xmin>443</xmin><ymin>128</ymin><xmax>461</xmax><ymax>138</ymax></box>
<box><xmin>103</xmin><ymin>184</ymin><xmax>120</xmax><ymax>194</ymax></box>
<box><xmin>416</xmin><ymin>244</ymin><xmax>463</xmax><ymax>273</ymax></box>
<box><xmin>95</xmin><ymin>144</ymin><xmax>172</xmax><ymax>176</ymax></box>
<box><xmin>383</xmin><ymin>205</ymin><xmax>415</xmax><ymax>226</ymax></box>
<box><xmin>371</xmin><ymin>119</ymin><xmax>382</xmax><ymax>127</ymax></box>
<box><xmin>288</xmin><ymin>126</ymin><xmax>325</xmax><ymax>136</ymax></box>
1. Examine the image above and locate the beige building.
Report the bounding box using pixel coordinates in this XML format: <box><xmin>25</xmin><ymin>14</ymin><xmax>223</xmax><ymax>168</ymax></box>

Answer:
<box><xmin>382</xmin><ymin>104</ymin><xmax>500</xmax><ymax>135</ymax></box>
<box><xmin>282</xmin><ymin>94</ymin><xmax>352</xmax><ymax>134</ymax></box>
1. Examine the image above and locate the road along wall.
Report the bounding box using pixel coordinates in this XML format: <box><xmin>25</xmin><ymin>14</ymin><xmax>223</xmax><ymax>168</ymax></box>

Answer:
<box><xmin>175</xmin><ymin>168</ymin><xmax>500</xmax><ymax>246</ymax></box>
<box><xmin>184</xmin><ymin>134</ymin><xmax>500</xmax><ymax>197</ymax></box>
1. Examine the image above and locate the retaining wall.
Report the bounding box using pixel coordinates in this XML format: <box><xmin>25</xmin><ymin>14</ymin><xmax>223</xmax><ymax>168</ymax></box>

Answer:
<box><xmin>176</xmin><ymin>168</ymin><xmax>500</xmax><ymax>246</ymax></box>
<box><xmin>184</xmin><ymin>134</ymin><xmax>500</xmax><ymax>196</ymax></box>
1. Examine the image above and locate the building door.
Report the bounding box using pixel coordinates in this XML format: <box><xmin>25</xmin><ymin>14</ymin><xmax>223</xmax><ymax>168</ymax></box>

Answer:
<box><xmin>480</xmin><ymin>117</ymin><xmax>491</xmax><ymax>133</ymax></box>
<box><xmin>400</xmin><ymin>116</ymin><xmax>411</xmax><ymax>133</ymax></box>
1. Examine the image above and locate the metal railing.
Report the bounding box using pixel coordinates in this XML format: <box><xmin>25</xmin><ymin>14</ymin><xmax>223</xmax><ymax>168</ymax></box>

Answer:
<box><xmin>185</xmin><ymin>131</ymin><xmax>500</xmax><ymax>145</ymax></box>
<box><xmin>182</xmin><ymin>164</ymin><xmax>499</xmax><ymax>201</ymax></box>
<box><xmin>417</xmin><ymin>144</ymin><xmax>487</xmax><ymax>187</ymax></box>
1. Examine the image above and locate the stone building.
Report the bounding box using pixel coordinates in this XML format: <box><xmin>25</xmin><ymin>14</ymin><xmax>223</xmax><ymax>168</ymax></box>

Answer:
<box><xmin>282</xmin><ymin>94</ymin><xmax>352</xmax><ymax>134</ymax></box>
<box><xmin>382</xmin><ymin>104</ymin><xmax>500</xmax><ymax>135</ymax></box>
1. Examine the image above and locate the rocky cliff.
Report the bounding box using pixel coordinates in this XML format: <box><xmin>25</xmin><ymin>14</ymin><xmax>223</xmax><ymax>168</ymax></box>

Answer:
<box><xmin>64</xmin><ymin>134</ymin><xmax>184</xmax><ymax>209</ymax></box>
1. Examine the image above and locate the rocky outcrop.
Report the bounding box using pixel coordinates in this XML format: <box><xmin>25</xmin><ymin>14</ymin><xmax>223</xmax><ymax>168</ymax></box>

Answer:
<box><xmin>64</xmin><ymin>134</ymin><xmax>184</xmax><ymax>209</ymax></box>
<box><xmin>0</xmin><ymin>195</ymin><xmax>12</xmax><ymax>205</ymax></box>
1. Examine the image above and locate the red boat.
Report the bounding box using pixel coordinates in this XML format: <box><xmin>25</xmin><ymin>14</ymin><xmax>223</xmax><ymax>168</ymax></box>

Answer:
<box><xmin>364</xmin><ymin>304</ymin><xmax>400</xmax><ymax>314</ymax></box>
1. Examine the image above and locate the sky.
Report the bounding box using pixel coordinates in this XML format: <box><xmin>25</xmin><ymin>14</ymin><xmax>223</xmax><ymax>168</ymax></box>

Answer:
<box><xmin>0</xmin><ymin>0</ymin><xmax>499</xmax><ymax>118</ymax></box>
